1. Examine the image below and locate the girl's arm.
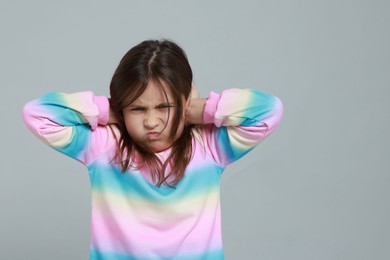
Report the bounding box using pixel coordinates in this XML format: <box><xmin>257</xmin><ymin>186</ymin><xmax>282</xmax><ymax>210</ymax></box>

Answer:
<box><xmin>193</xmin><ymin>88</ymin><xmax>283</xmax><ymax>167</ymax></box>
<box><xmin>22</xmin><ymin>91</ymin><xmax>114</xmax><ymax>165</ymax></box>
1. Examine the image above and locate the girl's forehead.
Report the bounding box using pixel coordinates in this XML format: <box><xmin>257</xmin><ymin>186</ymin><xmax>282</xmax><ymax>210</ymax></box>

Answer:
<box><xmin>133</xmin><ymin>80</ymin><xmax>174</xmax><ymax>104</ymax></box>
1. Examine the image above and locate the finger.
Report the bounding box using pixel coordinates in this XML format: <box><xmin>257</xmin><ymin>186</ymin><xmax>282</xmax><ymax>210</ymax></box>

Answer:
<box><xmin>191</xmin><ymin>83</ymin><xmax>200</xmax><ymax>99</ymax></box>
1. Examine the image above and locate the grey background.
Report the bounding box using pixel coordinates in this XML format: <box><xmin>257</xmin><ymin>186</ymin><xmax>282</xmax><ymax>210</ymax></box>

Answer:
<box><xmin>1</xmin><ymin>0</ymin><xmax>389</xmax><ymax>259</ymax></box>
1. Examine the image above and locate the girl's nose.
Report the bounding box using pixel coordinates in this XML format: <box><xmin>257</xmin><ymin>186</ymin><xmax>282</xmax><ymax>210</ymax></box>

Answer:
<box><xmin>144</xmin><ymin>111</ymin><xmax>159</xmax><ymax>129</ymax></box>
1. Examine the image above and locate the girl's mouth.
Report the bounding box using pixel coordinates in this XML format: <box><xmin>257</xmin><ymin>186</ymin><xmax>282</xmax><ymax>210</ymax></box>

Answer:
<box><xmin>146</xmin><ymin>132</ymin><xmax>160</xmax><ymax>139</ymax></box>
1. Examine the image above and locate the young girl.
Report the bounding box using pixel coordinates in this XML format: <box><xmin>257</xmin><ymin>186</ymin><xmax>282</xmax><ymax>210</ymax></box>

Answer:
<box><xmin>23</xmin><ymin>39</ymin><xmax>283</xmax><ymax>260</ymax></box>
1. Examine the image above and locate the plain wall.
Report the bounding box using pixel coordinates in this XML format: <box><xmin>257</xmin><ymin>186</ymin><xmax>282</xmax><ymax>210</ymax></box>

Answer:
<box><xmin>1</xmin><ymin>0</ymin><xmax>389</xmax><ymax>259</ymax></box>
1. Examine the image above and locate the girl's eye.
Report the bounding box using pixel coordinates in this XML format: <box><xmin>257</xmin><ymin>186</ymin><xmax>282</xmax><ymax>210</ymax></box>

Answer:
<box><xmin>130</xmin><ymin>107</ymin><xmax>144</xmax><ymax>111</ymax></box>
<box><xmin>157</xmin><ymin>105</ymin><xmax>172</xmax><ymax>109</ymax></box>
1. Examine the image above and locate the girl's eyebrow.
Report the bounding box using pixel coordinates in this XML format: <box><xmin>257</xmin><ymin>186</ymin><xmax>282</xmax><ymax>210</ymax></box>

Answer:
<box><xmin>127</xmin><ymin>101</ymin><xmax>174</xmax><ymax>107</ymax></box>
<box><xmin>159</xmin><ymin>101</ymin><xmax>175</xmax><ymax>105</ymax></box>
<box><xmin>127</xmin><ymin>104</ymin><xmax>144</xmax><ymax>108</ymax></box>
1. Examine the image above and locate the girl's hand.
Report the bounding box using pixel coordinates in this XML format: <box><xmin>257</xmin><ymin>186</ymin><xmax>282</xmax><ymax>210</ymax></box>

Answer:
<box><xmin>108</xmin><ymin>101</ymin><xmax>119</xmax><ymax>124</ymax></box>
<box><xmin>185</xmin><ymin>84</ymin><xmax>206</xmax><ymax>125</ymax></box>
<box><xmin>189</xmin><ymin>83</ymin><xmax>200</xmax><ymax>99</ymax></box>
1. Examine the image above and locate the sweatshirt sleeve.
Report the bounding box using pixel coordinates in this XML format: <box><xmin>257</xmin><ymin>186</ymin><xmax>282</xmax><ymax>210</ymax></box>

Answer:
<box><xmin>199</xmin><ymin>88</ymin><xmax>283</xmax><ymax>167</ymax></box>
<box><xmin>22</xmin><ymin>91</ymin><xmax>113</xmax><ymax>165</ymax></box>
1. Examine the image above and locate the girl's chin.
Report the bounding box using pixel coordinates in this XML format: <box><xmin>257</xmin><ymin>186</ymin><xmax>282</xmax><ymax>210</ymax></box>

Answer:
<box><xmin>146</xmin><ymin>143</ymin><xmax>173</xmax><ymax>153</ymax></box>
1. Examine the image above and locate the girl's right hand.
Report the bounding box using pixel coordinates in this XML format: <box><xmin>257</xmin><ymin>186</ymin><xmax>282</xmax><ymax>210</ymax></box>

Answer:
<box><xmin>108</xmin><ymin>102</ymin><xmax>119</xmax><ymax>124</ymax></box>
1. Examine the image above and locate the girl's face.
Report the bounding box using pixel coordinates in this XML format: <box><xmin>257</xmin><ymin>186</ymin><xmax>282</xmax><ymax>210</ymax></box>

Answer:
<box><xmin>122</xmin><ymin>80</ymin><xmax>187</xmax><ymax>153</ymax></box>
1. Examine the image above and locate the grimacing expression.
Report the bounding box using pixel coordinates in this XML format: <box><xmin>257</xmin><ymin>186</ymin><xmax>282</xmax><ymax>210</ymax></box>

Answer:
<box><xmin>122</xmin><ymin>80</ymin><xmax>187</xmax><ymax>153</ymax></box>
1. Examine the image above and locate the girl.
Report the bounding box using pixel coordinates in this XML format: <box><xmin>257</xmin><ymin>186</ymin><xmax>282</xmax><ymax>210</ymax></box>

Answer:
<box><xmin>23</xmin><ymin>39</ymin><xmax>283</xmax><ymax>260</ymax></box>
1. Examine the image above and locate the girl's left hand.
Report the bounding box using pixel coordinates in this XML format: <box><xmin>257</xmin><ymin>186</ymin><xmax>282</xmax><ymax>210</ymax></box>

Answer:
<box><xmin>190</xmin><ymin>83</ymin><xmax>200</xmax><ymax>99</ymax></box>
<box><xmin>185</xmin><ymin>84</ymin><xmax>206</xmax><ymax>125</ymax></box>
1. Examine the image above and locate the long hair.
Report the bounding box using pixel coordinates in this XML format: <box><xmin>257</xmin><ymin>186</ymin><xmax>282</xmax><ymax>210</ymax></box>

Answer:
<box><xmin>109</xmin><ymin>39</ymin><xmax>193</xmax><ymax>187</ymax></box>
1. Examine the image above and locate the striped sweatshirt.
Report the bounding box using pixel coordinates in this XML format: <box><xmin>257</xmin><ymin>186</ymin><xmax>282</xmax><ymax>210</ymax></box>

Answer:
<box><xmin>22</xmin><ymin>88</ymin><xmax>283</xmax><ymax>259</ymax></box>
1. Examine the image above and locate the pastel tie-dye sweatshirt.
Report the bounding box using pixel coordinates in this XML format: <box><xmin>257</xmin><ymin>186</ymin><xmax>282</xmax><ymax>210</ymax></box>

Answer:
<box><xmin>22</xmin><ymin>88</ymin><xmax>283</xmax><ymax>260</ymax></box>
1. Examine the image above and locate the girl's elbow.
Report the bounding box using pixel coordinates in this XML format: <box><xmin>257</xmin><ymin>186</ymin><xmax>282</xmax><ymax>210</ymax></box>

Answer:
<box><xmin>273</xmin><ymin>96</ymin><xmax>284</xmax><ymax>124</ymax></box>
<box><xmin>22</xmin><ymin>100</ymin><xmax>37</xmax><ymax>129</ymax></box>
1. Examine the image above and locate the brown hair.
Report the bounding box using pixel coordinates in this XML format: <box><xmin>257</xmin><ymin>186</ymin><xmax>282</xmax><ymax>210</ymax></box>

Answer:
<box><xmin>109</xmin><ymin>39</ymin><xmax>193</xmax><ymax>187</ymax></box>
